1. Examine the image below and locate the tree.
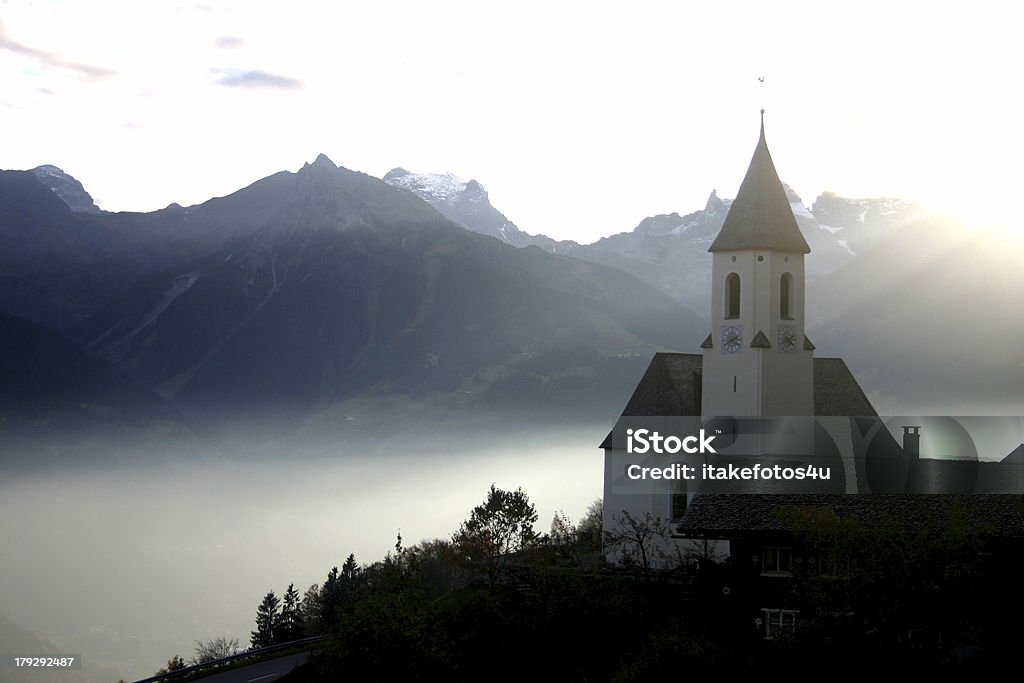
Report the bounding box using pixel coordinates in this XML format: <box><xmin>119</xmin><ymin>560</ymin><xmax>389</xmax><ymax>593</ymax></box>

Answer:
<box><xmin>406</xmin><ymin>538</ymin><xmax>462</xmax><ymax>593</ymax></box>
<box><xmin>299</xmin><ymin>583</ymin><xmax>323</xmax><ymax>635</ymax></box>
<box><xmin>277</xmin><ymin>583</ymin><xmax>302</xmax><ymax>643</ymax></box>
<box><xmin>320</xmin><ymin>555</ymin><xmax>363</xmax><ymax>627</ymax></box>
<box><xmin>577</xmin><ymin>498</ymin><xmax>604</xmax><ymax>549</ymax></box>
<box><xmin>779</xmin><ymin>502</ymin><xmax>999</xmax><ymax>650</ymax></box>
<box><xmin>452</xmin><ymin>484</ymin><xmax>541</xmax><ymax>585</ymax></box>
<box><xmin>550</xmin><ymin>510</ymin><xmax>576</xmax><ymax>545</ymax></box>
<box><xmin>341</xmin><ymin>553</ymin><xmax>359</xmax><ymax>581</ymax></box>
<box><xmin>250</xmin><ymin>591</ymin><xmax>281</xmax><ymax>649</ymax></box>
<box><xmin>155</xmin><ymin>655</ymin><xmax>185</xmax><ymax>676</ymax></box>
<box><xmin>190</xmin><ymin>636</ymin><xmax>241</xmax><ymax>665</ymax></box>
<box><xmin>320</xmin><ymin>566</ymin><xmax>341</xmax><ymax>627</ymax></box>
<box><xmin>603</xmin><ymin>510</ymin><xmax>671</xmax><ymax>575</ymax></box>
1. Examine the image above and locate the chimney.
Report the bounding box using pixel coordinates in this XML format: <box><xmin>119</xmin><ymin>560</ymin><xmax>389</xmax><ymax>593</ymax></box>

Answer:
<box><xmin>902</xmin><ymin>426</ymin><xmax>921</xmax><ymax>459</ymax></box>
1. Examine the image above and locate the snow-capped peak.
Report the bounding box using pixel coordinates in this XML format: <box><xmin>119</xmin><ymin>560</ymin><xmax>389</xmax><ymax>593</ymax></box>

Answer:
<box><xmin>790</xmin><ymin>201</ymin><xmax>814</xmax><ymax>218</ymax></box>
<box><xmin>32</xmin><ymin>164</ymin><xmax>67</xmax><ymax>178</ymax></box>
<box><xmin>383</xmin><ymin>168</ymin><xmax>468</xmax><ymax>205</ymax></box>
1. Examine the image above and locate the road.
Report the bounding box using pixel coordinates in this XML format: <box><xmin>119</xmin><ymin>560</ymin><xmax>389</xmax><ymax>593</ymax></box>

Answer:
<box><xmin>191</xmin><ymin>653</ymin><xmax>310</xmax><ymax>683</ymax></box>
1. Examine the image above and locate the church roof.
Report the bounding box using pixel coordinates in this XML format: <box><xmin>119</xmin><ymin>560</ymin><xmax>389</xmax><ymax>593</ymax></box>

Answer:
<box><xmin>708</xmin><ymin>117</ymin><xmax>811</xmax><ymax>254</ymax></box>
<box><xmin>618</xmin><ymin>353</ymin><xmax>704</xmax><ymax>418</ymax></box>
<box><xmin>812</xmin><ymin>357</ymin><xmax>876</xmax><ymax>417</ymax></box>
<box><xmin>614</xmin><ymin>352</ymin><xmax>874</xmax><ymax>418</ymax></box>
<box><xmin>598</xmin><ymin>353</ymin><xmax>876</xmax><ymax>448</ymax></box>
<box><xmin>1003</xmin><ymin>444</ymin><xmax>1024</xmax><ymax>463</ymax></box>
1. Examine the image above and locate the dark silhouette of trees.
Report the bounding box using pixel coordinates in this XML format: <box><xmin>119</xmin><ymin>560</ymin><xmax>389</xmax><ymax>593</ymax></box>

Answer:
<box><xmin>577</xmin><ymin>498</ymin><xmax>604</xmax><ymax>549</ymax></box>
<box><xmin>229</xmin><ymin>486</ymin><xmax>1020</xmax><ymax>680</ymax></box>
<box><xmin>250</xmin><ymin>591</ymin><xmax>280</xmax><ymax>648</ymax></box>
<box><xmin>319</xmin><ymin>554</ymin><xmax>364</xmax><ymax>628</ymax></box>
<box><xmin>190</xmin><ymin>636</ymin><xmax>240</xmax><ymax>665</ymax></box>
<box><xmin>452</xmin><ymin>484</ymin><xmax>540</xmax><ymax>585</ymax></box>
<box><xmin>604</xmin><ymin>510</ymin><xmax>672</xmax><ymax>574</ymax></box>
<box><xmin>299</xmin><ymin>583</ymin><xmax>322</xmax><ymax>635</ymax></box>
<box><xmin>550</xmin><ymin>509</ymin><xmax>576</xmax><ymax>545</ymax></box>
<box><xmin>154</xmin><ymin>655</ymin><xmax>185</xmax><ymax>676</ymax></box>
<box><xmin>277</xmin><ymin>583</ymin><xmax>302</xmax><ymax>643</ymax></box>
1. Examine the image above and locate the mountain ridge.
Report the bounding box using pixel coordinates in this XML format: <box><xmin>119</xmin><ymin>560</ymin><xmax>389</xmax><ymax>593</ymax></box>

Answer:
<box><xmin>0</xmin><ymin>158</ymin><xmax>705</xmax><ymax>442</ymax></box>
<box><xmin>7</xmin><ymin>155</ymin><xmax>1018</xmax><ymax>432</ymax></box>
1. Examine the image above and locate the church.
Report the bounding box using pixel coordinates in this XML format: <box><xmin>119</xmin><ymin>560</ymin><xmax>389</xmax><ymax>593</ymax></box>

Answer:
<box><xmin>598</xmin><ymin>115</ymin><xmax>1024</xmax><ymax>622</ymax></box>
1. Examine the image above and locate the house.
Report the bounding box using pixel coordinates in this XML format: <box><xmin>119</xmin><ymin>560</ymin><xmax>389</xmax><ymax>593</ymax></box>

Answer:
<box><xmin>599</xmin><ymin>114</ymin><xmax>1024</xmax><ymax>639</ymax></box>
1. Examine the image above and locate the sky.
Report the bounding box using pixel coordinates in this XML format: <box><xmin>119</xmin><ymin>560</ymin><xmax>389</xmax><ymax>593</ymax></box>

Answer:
<box><xmin>1</xmin><ymin>0</ymin><xmax>1021</xmax><ymax>243</ymax></box>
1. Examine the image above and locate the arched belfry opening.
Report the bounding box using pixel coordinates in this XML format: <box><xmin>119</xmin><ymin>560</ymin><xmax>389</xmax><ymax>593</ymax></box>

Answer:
<box><xmin>780</xmin><ymin>272</ymin><xmax>793</xmax><ymax>320</ymax></box>
<box><xmin>726</xmin><ymin>273</ymin><xmax>741</xmax><ymax>319</ymax></box>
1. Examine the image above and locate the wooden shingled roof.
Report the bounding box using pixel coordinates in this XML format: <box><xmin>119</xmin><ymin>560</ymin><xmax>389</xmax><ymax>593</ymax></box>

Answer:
<box><xmin>708</xmin><ymin>118</ymin><xmax>810</xmax><ymax>254</ymax></box>
<box><xmin>676</xmin><ymin>493</ymin><xmax>1024</xmax><ymax>538</ymax></box>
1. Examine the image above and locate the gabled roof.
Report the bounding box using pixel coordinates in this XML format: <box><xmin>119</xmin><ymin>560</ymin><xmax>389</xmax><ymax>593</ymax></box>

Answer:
<box><xmin>617</xmin><ymin>353</ymin><xmax>704</xmax><ymax>418</ymax></box>
<box><xmin>812</xmin><ymin>357</ymin><xmax>877</xmax><ymax>418</ymax></box>
<box><xmin>599</xmin><ymin>353</ymin><xmax>876</xmax><ymax>448</ymax></box>
<box><xmin>1003</xmin><ymin>444</ymin><xmax>1024</xmax><ymax>463</ymax></box>
<box><xmin>708</xmin><ymin>117</ymin><xmax>810</xmax><ymax>254</ymax></box>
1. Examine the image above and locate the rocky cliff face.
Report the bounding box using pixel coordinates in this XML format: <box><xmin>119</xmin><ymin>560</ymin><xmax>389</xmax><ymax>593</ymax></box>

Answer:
<box><xmin>31</xmin><ymin>165</ymin><xmax>102</xmax><ymax>214</ymax></box>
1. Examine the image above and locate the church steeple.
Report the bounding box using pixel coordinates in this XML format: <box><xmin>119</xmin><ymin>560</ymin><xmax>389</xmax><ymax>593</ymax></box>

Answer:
<box><xmin>701</xmin><ymin>113</ymin><xmax>814</xmax><ymax>419</ymax></box>
<box><xmin>709</xmin><ymin>112</ymin><xmax>810</xmax><ymax>254</ymax></box>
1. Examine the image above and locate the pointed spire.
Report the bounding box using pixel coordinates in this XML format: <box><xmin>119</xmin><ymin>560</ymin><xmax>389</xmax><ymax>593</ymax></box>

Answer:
<box><xmin>709</xmin><ymin>112</ymin><xmax>810</xmax><ymax>254</ymax></box>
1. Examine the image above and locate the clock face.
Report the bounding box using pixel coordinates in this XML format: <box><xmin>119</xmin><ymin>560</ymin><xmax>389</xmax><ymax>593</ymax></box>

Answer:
<box><xmin>721</xmin><ymin>325</ymin><xmax>743</xmax><ymax>354</ymax></box>
<box><xmin>778</xmin><ymin>325</ymin><xmax>797</xmax><ymax>353</ymax></box>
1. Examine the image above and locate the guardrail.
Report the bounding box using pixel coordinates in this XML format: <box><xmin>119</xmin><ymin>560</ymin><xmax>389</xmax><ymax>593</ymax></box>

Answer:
<box><xmin>130</xmin><ymin>636</ymin><xmax>323</xmax><ymax>683</ymax></box>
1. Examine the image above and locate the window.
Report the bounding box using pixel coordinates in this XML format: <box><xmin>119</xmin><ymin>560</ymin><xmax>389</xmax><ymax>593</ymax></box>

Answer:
<box><xmin>780</xmin><ymin>272</ymin><xmax>793</xmax><ymax>320</ymax></box>
<box><xmin>761</xmin><ymin>546</ymin><xmax>793</xmax><ymax>576</ymax></box>
<box><xmin>758</xmin><ymin>608</ymin><xmax>798</xmax><ymax>639</ymax></box>
<box><xmin>725</xmin><ymin>273</ymin><xmax>740</xmax><ymax>319</ymax></box>
<box><xmin>811</xmin><ymin>549</ymin><xmax>850</xmax><ymax>578</ymax></box>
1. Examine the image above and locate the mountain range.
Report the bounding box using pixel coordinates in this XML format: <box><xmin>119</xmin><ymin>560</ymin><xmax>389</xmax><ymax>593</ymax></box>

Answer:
<box><xmin>384</xmin><ymin>168</ymin><xmax>926</xmax><ymax>316</ymax></box>
<box><xmin>1</xmin><ymin>158</ymin><xmax>704</xmax><ymax>451</ymax></box>
<box><xmin>3</xmin><ymin>155</ymin><xmax>1021</xmax><ymax>460</ymax></box>
<box><xmin>383</xmin><ymin>167</ymin><xmax>1024</xmax><ymax>415</ymax></box>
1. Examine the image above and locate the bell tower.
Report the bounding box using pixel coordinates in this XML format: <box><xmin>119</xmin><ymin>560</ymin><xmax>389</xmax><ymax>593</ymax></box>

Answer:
<box><xmin>700</xmin><ymin>112</ymin><xmax>813</xmax><ymax>418</ymax></box>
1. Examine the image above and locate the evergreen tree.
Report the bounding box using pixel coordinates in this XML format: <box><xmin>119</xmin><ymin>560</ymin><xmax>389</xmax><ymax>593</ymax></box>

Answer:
<box><xmin>320</xmin><ymin>554</ymin><xmax>362</xmax><ymax>627</ymax></box>
<box><xmin>277</xmin><ymin>583</ymin><xmax>302</xmax><ymax>643</ymax></box>
<box><xmin>298</xmin><ymin>583</ymin><xmax>323</xmax><ymax>635</ymax></box>
<box><xmin>250</xmin><ymin>591</ymin><xmax>280</xmax><ymax>648</ymax></box>
<box><xmin>341</xmin><ymin>553</ymin><xmax>359</xmax><ymax>581</ymax></box>
<box><xmin>320</xmin><ymin>566</ymin><xmax>341</xmax><ymax>627</ymax></box>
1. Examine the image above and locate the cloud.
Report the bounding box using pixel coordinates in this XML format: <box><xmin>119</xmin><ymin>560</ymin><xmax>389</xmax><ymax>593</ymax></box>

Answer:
<box><xmin>0</xmin><ymin>21</ymin><xmax>115</xmax><ymax>79</ymax></box>
<box><xmin>214</xmin><ymin>35</ymin><xmax>245</xmax><ymax>49</ymax></box>
<box><xmin>213</xmin><ymin>68</ymin><xmax>302</xmax><ymax>90</ymax></box>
